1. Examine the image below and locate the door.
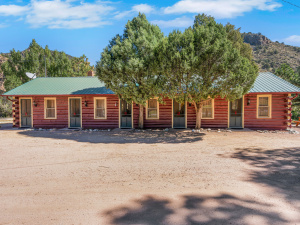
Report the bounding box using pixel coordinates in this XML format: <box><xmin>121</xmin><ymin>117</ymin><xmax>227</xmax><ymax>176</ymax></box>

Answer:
<box><xmin>173</xmin><ymin>100</ymin><xmax>186</xmax><ymax>128</ymax></box>
<box><xmin>69</xmin><ymin>98</ymin><xmax>81</xmax><ymax>128</ymax></box>
<box><xmin>229</xmin><ymin>98</ymin><xmax>243</xmax><ymax>128</ymax></box>
<box><xmin>20</xmin><ymin>99</ymin><xmax>32</xmax><ymax>127</ymax></box>
<box><xmin>120</xmin><ymin>100</ymin><xmax>132</xmax><ymax>128</ymax></box>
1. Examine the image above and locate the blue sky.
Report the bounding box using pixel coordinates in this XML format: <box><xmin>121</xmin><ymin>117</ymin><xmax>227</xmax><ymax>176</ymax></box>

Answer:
<box><xmin>0</xmin><ymin>0</ymin><xmax>299</xmax><ymax>66</ymax></box>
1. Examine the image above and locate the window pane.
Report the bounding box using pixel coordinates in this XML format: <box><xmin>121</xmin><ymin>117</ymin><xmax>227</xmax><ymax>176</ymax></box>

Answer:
<box><xmin>203</xmin><ymin>99</ymin><xmax>212</xmax><ymax>108</ymax></box>
<box><xmin>148</xmin><ymin>109</ymin><xmax>157</xmax><ymax>118</ymax></box>
<box><xmin>259</xmin><ymin>97</ymin><xmax>269</xmax><ymax>106</ymax></box>
<box><xmin>232</xmin><ymin>100</ymin><xmax>238</xmax><ymax>110</ymax></box>
<box><xmin>202</xmin><ymin>108</ymin><xmax>212</xmax><ymax>118</ymax></box>
<box><xmin>259</xmin><ymin>106</ymin><xmax>269</xmax><ymax>117</ymax></box>
<box><xmin>47</xmin><ymin>99</ymin><xmax>55</xmax><ymax>108</ymax></box>
<box><xmin>202</xmin><ymin>100</ymin><xmax>213</xmax><ymax>118</ymax></box>
<box><xmin>47</xmin><ymin>108</ymin><xmax>55</xmax><ymax>118</ymax></box>
<box><xmin>96</xmin><ymin>109</ymin><xmax>105</xmax><ymax>118</ymax></box>
<box><xmin>148</xmin><ymin>99</ymin><xmax>157</xmax><ymax>109</ymax></box>
<box><xmin>97</xmin><ymin>99</ymin><xmax>105</xmax><ymax>109</ymax></box>
<box><xmin>174</xmin><ymin>101</ymin><xmax>184</xmax><ymax>115</ymax></box>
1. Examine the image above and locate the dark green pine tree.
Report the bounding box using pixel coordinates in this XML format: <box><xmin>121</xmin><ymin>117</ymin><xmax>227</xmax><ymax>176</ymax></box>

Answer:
<box><xmin>275</xmin><ymin>63</ymin><xmax>298</xmax><ymax>85</ymax></box>
<box><xmin>96</xmin><ymin>13</ymin><xmax>164</xmax><ymax>128</ymax></box>
<box><xmin>157</xmin><ymin>14</ymin><xmax>258</xmax><ymax>129</ymax></box>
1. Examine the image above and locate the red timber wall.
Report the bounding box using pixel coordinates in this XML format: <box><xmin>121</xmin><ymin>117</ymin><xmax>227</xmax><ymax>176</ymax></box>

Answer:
<box><xmin>14</xmin><ymin>95</ymin><xmax>119</xmax><ymax>129</ymax></box>
<box><xmin>244</xmin><ymin>93</ymin><xmax>288</xmax><ymax>130</ymax></box>
<box><xmin>142</xmin><ymin>98</ymin><xmax>173</xmax><ymax>129</ymax></box>
<box><xmin>12</xmin><ymin>97</ymin><xmax>20</xmax><ymax>127</ymax></box>
<box><xmin>12</xmin><ymin>93</ymin><xmax>289</xmax><ymax>130</ymax></box>
<box><xmin>187</xmin><ymin>97</ymin><xmax>229</xmax><ymax>128</ymax></box>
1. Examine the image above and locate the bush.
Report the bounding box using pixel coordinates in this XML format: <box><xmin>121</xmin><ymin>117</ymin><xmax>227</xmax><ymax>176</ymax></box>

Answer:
<box><xmin>292</xmin><ymin>106</ymin><xmax>300</xmax><ymax>121</ymax></box>
<box><xmin>0</xmin><ymin>92</ymin><xmax>12</xmax><ymax>117</ymax></box>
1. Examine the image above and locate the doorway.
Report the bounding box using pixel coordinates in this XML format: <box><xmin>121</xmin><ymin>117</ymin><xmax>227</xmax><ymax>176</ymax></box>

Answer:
<box><xmin>69</xmin><ymin>98</ymin><xmax>81</xmax><ymax>128</ymax></box>
<box><xmin>120</xmin><ymin>100</ymin><xmax>132</xmax><ymax>128</ymax></box>
<box><xmin>229</xmin><ymin>98</ymin><xmax>243</xmax><ymax>128</ymax></box>
<box><xmin>20</xmin><ymin>98</ymin><xmax>32</xmax><ymax>128</ymax></box>
<box><xmin>173</xmin><ymin>100</ymin><xmax>186</xmax><ymax>128</ymax></box>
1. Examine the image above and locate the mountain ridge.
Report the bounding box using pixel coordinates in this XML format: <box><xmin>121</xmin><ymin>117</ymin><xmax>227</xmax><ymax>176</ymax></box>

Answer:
<box><xmin>243</xmin><ymin>32</ymin><xmax>300</xmax><ymax>72</ymax></box>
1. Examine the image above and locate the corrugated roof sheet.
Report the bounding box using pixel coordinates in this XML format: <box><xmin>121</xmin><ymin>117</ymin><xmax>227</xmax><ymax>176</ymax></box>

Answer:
<box><xmin>3</xmin><ymin>72</ymin><xmax>300</xmax><ymax>96</ymax></box>
<box><xmin>250</xmin><ymin>72</ymin><xmax>300</xmax><ymax>93</ymax></box>
<box><xmin>3</xmin><ymin>77</ymin><xmax>114</xmax><ymax>96</ymax></box>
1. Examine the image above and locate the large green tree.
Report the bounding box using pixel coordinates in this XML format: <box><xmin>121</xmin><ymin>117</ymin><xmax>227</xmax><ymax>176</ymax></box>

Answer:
<box><xmin>96</xmin><ymin>13</ymin><xmax>164</xmax><ymax>128</ymax></box>
<box><xmin>157</xmin><ymin>14</ymin><xmax>258</xmax><ymax>129</ymax></box>
<box><xmin>275</xmin><ymin>63</ymin><xmax>298</xmax><ymax>85</ymax></box>
<box><xmin>275</xmin><ymin>64</ymin><xmax>300</xmax><ymax>120</ymax></box>
<box><xmin>1</xmin><ymin>39</ymin><xmax>92</xmax><ymax>91</ymax></box>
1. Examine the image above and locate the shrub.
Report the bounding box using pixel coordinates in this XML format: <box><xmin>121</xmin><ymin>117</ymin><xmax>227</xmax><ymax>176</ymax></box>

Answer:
<box><xmin>0</xmin><ymin>92</ymin><xmax>12</xmax><ymax>118</ymax></box>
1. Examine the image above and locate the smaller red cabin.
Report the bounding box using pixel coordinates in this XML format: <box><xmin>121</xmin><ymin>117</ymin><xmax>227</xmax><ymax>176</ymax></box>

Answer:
<box><xmin>3</xmin><ymin>72</ymin><xmax>300</xmax><ymax>130</ymax></box>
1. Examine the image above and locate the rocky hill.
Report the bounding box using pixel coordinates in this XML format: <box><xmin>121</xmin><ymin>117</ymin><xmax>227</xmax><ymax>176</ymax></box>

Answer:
<box><xmin>243</xmin><ymin>32</ymin><xmax>300</xmax><ymax>72</ymax></box>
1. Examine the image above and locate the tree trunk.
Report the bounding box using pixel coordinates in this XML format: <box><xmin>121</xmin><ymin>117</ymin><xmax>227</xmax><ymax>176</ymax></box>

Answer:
<box><xmin>139</xmin><ymin>104</ymin><xmax>144</xmax><ymax>129</ymax></box>
<box><xmin>195</xmin><ymin>103</ymin><xmax>203</xmax><ymax>129</ymax></box>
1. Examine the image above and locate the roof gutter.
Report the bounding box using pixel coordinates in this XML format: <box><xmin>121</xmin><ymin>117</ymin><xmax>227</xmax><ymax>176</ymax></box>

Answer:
<box><xmin>5</xmin><ymin>96</ymin><xmax>16</xmax><ymax>102</ymax></box>
<box><xmin>289</xmin><ymin>93</ymin><xmax>299</xmax><ymax>100</ymax></box>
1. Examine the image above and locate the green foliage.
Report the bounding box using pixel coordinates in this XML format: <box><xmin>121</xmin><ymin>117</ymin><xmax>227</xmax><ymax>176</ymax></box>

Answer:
<box><xmin>157</xmin><ymin>14</ymin><xmax>258</xmax><ymax>104</ymax></box>
<box><xmin>1</xmin><ymin>39</ymin><xmax>92</xmax><ymax>91</ymax></box>
<box><xmin>0</xmin><ymin>91</ymin><xmax>12</xmax><ymax>117</ymax></box>
<box><xmin>275</xmin><ymin>63</ymin><xmax>300</xmax><ymax>120</ymax></box>
<box><xmin>275</xmin><ymin>63</ymin><xmax>298</xmax><ymax>85</ymax></box>
<box><xmin>96</xmin><ymin>13</ymin><xmax>164</xmax><ymax>105</ymax></box>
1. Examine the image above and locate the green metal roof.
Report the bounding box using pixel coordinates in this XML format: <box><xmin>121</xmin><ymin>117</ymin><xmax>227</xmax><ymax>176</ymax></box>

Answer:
<box><xmin>250</xmin><ymin>72</ymin><xmax>300</xmax><ymax>93</ymax></box>
<box><xmin>3</xmin><ymin>72</ymin><xmax>300</xmax><ymax>96</ymax></box>
<box><xmin>3</xmin><ymin>77</ymin><xmax>114</xmax><ymax>96</ymax></box>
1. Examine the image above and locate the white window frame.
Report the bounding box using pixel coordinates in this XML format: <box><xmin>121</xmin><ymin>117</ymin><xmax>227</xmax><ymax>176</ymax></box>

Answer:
<box><xmin>257</xmin><ymin>95</ymin><xmax>272</xmax><ymax>119</ymax></box>
<box><xmin>201</xmin><ymin>99</ymin><xmax>214</xmax><ymax>119</ymax></box>
<box><xmin>44</xmin><ymin>97</ymin><xmax>57</xmax><ymax>119</ymax></box>
<box><xmin>94</xmin><ymin>97</ymin><xmax>107</xmax><ymax>119</ymax></box>
<box><xmin>146</xmin><ymin>98</ymin><xmax>159</xmax><ymax>120</ymax></box>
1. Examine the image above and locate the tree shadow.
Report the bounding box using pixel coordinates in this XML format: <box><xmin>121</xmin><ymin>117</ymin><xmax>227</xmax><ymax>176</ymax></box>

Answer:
<box><xmin>229</xmin><ymin>147</ymin><xmax>300</xmax><ymax>203</ymax></box>
<box><xmin>0</xmin><ymin>122</ymin><xmax>14</xmax><ymax>130</ymax></box>
<box><xmin>18</xmin><ymin>129</ymin><xmax>205</xmax><ymax>144</ymax></box>
<box><xmin>102</xmin><ymin>194</ymin><xmax>287</xmax><ymax>225</ymax></box>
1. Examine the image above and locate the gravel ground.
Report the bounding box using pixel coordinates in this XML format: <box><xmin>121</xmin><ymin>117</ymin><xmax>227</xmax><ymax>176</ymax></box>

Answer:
<box><xmin>0</xmin><ymin>123</ymin><xmax>299</xmax><ymax>225</ymax></box>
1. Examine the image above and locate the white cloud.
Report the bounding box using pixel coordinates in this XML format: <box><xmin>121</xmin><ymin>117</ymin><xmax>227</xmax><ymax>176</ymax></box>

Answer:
<box><xmin>0</xmin><ymin>0</ymin><xmax>114</xmax><ymax>29</ymax></box>
<box><xmin>164</xmin><ymin>0</ymin><xmax>282</xmax><ymax>19</ymax></box>
<box><xmin>114</xmin><ymin>3</ymin><xmax>154</xmax><ymax>19</ymax></box>
<box><xmin>0</xmin><ymin>23</ymin><xmax>8</xmax><ymax>28</ymax></box>
<box><xmin>26</xmin><ymin>0</ymin><xmax>114</xmax><ymax>29</ymax></box>
<box><xmin>0</xmin><ymin>4</ymin><xmax>29</xmax><ymax>16</ymax></box>
<box><xmin>151</xmin><ymin>16</ymin><xmax>193</xmax><ymax>28</ymax></box>
<box><xmin>284</xmin><ymin>35</ymin><xmax>300</xmax><ymax>44</ymax></box>
<box><xmin>132</xmin><ymin>4</ymin><xmax>154</xmax><ymax>14</ymax></box>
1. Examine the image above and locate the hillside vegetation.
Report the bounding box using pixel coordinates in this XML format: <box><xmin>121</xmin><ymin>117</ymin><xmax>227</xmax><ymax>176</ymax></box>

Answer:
<box><xmin>0</xmin><ymin>39</ymin><xmax>93</xmax><ymax>92</ymax></box>
<box><xmin>0</xmin><ymin>39</ymin><xmax>93</xmax><ymax>117</ymax></box>
<box><xmin>243</xmin><ymin>32</ymin><xmax>300</xmax><ymax>72</ymax></box>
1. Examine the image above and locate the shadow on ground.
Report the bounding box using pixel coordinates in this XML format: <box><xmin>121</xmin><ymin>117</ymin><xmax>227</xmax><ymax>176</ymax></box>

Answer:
<box><xmin>230</xmin><ymin>147</ymin><xmax>300</xmax><ymax>203</ymax></box>
<box><xmin>102</xmin><ymin>194</ymin><xmax>287</xmax><ymax>225</ymax></box>
<box><xmin>17</xmin><ymin>129</ymin><xmax>205</xmax><ymax>144</ymax></box>
<box><xmin>0</xmin><ymin>123</ymin><xmax>14</xmax><ymax>130</ymax></box>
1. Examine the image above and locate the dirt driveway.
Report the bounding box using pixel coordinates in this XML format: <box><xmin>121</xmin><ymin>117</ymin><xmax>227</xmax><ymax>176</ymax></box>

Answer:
<box><xmin>0</xmin><ymin>124</ymin><xmax>300</xmax><ymax>225</ymax></box>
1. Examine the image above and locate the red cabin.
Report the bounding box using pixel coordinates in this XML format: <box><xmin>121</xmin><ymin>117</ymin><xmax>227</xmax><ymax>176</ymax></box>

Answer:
<box><xmin>3</xmin><ymin>72</ymin><xmax>300</xmax><ymax>130</ymax></box>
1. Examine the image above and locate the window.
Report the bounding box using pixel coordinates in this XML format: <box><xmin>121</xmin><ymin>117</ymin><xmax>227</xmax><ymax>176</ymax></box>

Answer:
<box><xmin>94</xmin><ymin>97</ymin><xmax>107</xmax><ymax>119</ymax></box>
<box><xmin>44</xmin><ymin>98</ymin><xmax>56</xmax><ymax>119</ymax></box>
<box><xmin>257</xmin><ymin>95</ymin><xmax>272</xmax><ymax>118</ymax></box>
<box><xmin>202</xmin><ymin>99</ymin><xmax>214</xmax><ymax>119</ymax></box>
<box><xmin>146</xmin><ymin>98</ymin><xmax>159</xmax><ymax>119</ymax></box>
